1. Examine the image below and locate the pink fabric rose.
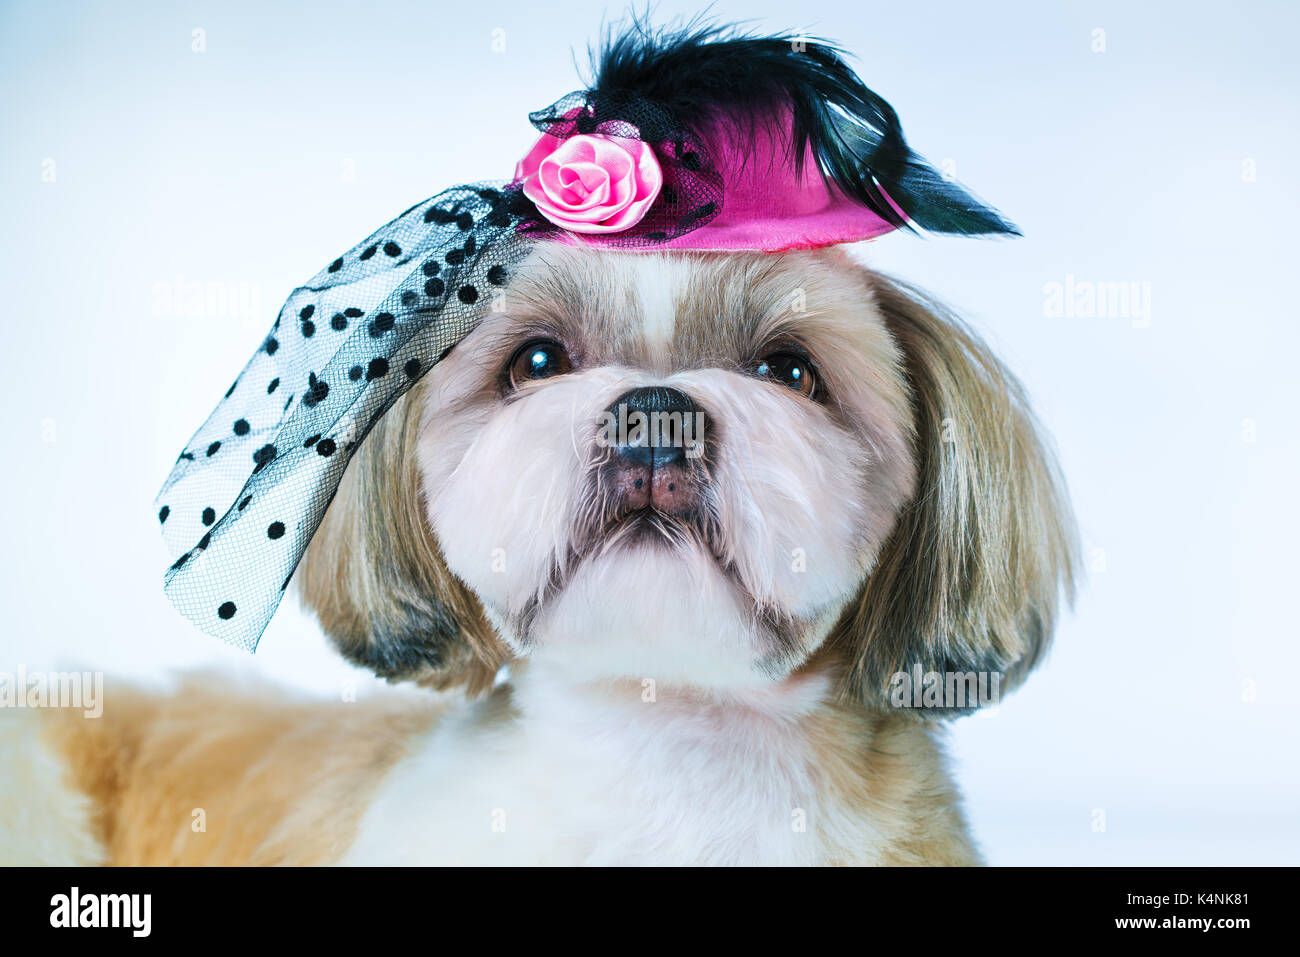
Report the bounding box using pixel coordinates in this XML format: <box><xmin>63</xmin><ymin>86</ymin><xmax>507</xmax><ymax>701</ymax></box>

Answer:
<box><xmin>514</xmin><ymin>131</ymin><xmax>662</xmax><ymax>234</ymax></box>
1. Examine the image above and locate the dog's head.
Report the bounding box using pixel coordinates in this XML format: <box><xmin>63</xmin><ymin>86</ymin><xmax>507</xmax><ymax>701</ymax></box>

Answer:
<box><xmin>299</xmin><ymin>244</ymin><xmax>1076</xmax><ymax>711</ymax></box>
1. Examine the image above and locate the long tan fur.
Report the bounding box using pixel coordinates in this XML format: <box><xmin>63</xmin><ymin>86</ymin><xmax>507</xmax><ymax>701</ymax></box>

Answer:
<box><xmin>32</xmin><ymin>681</ymin><xmax>438</xmax><ymax>866</ymax></box>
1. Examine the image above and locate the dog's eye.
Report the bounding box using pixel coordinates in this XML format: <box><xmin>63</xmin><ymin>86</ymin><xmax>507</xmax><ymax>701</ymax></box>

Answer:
<box><xmin>508</xmin><ymin>339</ymin><xmax>573</xmax><ymax>388</ymax></box>
<box><xmin>755</xmin><ymin>352</ymin><xmax>817</xmax><ymax>398</ymax></box>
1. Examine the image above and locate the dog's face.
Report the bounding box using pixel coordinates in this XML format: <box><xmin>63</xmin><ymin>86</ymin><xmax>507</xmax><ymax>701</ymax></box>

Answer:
<box><xmin>419</xmin><ymin>246</ymin><xmax>914</xmax><ymax>689</ymax></box>
<box><xmin>301</xmin><ymin>245</ymin><xmax>1076</xmax><ymax>709</ymax></box>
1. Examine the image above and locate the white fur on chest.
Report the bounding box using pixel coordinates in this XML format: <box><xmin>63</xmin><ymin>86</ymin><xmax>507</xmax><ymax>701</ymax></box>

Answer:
<box><xmin>339</xmin><ymin>664</ymin><xmax>843</xmax><ymax>866</ymax></box>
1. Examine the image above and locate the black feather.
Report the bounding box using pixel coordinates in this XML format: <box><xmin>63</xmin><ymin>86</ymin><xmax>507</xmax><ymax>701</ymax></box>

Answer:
<box><xmin>587</xmin><ymin>16</ymin><xmax>1018</xmax><ymax>237</ymax></box>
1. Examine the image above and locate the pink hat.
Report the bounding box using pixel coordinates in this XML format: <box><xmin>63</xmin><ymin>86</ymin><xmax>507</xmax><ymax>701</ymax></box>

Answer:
<box><xmin>519</xmin><ymin>111</ymin><xmax>905</xmax><ymax>253</ymax></box>
<box><xmin>512</xmin><ymin>22</ymin><xmax>1017</xmax><ymax>252</ymax></box>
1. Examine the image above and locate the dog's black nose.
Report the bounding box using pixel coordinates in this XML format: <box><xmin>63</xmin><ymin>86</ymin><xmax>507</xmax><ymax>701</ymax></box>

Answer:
<box><xmin>607</xmin><ymin>387</ymin><xmax>697</xmax><ymax>468</ymax></box>
<box><xmin>603</xmin><ymin>386</ymin><xmax>704</xmax><ymax>514</ymax></box>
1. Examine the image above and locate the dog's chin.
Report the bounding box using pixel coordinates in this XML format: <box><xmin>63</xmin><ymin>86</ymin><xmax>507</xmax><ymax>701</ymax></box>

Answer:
<box><xmin>525</xmin><ymin>535</ymin><xmax>779</xmax><ymax>691</ymax></box>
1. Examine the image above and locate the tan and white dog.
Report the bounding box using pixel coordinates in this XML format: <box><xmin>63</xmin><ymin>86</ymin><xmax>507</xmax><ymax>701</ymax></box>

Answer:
<box><xmin>2</xmin><ymin>245</ymin><xmax>1075</xmax><ymax>866</ymax></box>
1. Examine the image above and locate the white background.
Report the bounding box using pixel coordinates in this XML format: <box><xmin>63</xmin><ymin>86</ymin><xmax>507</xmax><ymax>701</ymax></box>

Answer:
<box><xmin>2</xmin><ymin>0</ymin><xmax>1297</xmax><ymax>864</ymax></box>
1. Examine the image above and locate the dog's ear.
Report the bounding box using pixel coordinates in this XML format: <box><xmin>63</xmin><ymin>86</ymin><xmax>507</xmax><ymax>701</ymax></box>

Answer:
<box><xmin>297</xmin><ymin>382</ymin><xmax>508</xmax><ymax>694</ymax></box>
<box><xmin>830</xmin><ymin>271</ymin><xmax>1078</xmax><ymax>715</ymax></box>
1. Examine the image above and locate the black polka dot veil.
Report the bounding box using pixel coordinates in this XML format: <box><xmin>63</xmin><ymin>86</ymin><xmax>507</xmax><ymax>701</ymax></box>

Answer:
<box><xmin>156</xmin><ymin>184</ymin><xmax>540</xmax><ymax>649</ymax></box>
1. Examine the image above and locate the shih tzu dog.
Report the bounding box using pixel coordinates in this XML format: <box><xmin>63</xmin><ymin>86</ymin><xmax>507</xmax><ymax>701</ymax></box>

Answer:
<box><xmin>1</xmin><ymin>22</ymin><xmax>1075</xmax><ymax>866</ymax></box>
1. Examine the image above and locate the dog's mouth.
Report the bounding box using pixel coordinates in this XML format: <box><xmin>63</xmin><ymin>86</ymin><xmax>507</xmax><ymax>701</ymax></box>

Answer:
<box><xmin>601</xmin><ymin>506</ymin><xmax>703</xmax><ymax>547</ymax></box>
